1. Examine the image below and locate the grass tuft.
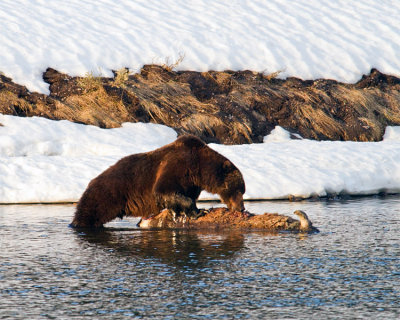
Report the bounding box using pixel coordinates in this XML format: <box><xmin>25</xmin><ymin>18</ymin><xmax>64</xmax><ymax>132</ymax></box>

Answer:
<box><xmin>113</xmin><ymin>68</ymin><xmax>131</xmax><ymax>87</ymax></box>
<box><xmin>262</xmin><ymin>69</ymin><xmax>284</xmax><ymax>81</ymax></box>
<box><xmin>76</xmin><ymin>71</ymin><xmax>103</xmax><ymax>92</ymax></box>
<box><xmin>161</xmin><ymin>52</ymin><xmax>185</xmax><ymax>71</ymax></box>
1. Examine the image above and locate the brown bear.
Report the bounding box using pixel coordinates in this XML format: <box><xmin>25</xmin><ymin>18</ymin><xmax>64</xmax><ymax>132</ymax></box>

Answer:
<box><xmin>70</xmin><ymin>135</ymin><xmax>245</xmax><ymax>228</ymax></box>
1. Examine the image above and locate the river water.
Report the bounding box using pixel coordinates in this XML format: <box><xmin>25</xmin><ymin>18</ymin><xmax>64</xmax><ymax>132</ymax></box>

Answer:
<box><xmin>0</xmin><ymin>197</ymin><xmax>399</xmax><ymax>319</ymax></box>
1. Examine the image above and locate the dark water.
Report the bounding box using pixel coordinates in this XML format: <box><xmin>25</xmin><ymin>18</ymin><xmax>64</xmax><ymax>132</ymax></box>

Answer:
<box><xmin>1</xmin><ymin>197</ymin><xmax>399</xmax><ymax>319</ymax></box>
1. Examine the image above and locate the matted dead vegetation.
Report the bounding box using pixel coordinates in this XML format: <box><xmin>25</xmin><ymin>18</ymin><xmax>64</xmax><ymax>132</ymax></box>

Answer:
<box><xmin>138</xmin><ymin>207</ymin><xmax>318</xmax><ymax>233</ymax></box>
<box><xmin>1</xmin><ymin>66</ymin><xmax>399</xmax><ymax>143</ymax></box>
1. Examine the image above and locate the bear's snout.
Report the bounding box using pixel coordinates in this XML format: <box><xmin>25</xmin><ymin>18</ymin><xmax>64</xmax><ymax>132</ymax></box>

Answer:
<box><xmin>227</xmin><ymin>192</ymin><xmax>245</xmax><ymax>212</ymax></box>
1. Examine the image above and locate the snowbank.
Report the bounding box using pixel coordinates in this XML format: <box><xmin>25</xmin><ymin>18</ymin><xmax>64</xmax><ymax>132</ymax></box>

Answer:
<box><xmin>0</xmin><ymin>115</ymin><xmax>177</xmax><ymax>157</ymax></box>
<box><xmin>1</xmin><ymin>0</ymin><xmax>399</xmax><ymax>93</ymax></box>
<box><xmin>1</xmin><ymin>115</ymin><xmax>400</xmax><ymax>203</ymax></box>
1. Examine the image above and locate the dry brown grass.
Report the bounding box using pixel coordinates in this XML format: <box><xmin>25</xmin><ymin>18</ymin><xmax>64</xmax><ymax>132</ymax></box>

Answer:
<box><xmin>181</xmin><ymin>113</ymin><xmax>252</xmax><ymax>142</ymax></box>
<box><xmin>76</xmin><ymin>71</ymin><xmax>103</xmax><ymax>92</ymax></box>
<box><xmin>1</xmin><ymin>65</ymin><xmax>400</xmax><ymax>143</ymax></box>
<box><xmin>330</xmin><ymin>86</ymin><xmax>400</xmax><ymax>140</ymax></box>
<box><xmin>161</xmin><ymin>52</ymin><xmax>185</xmax><ymax>71</ymax></box>
<box><xmin>297</xmin><ymin>103</ymin><xmax>343</xmax><ymax>138</ymax></box>
<box><xmin>45</xmin><ymin>69</ymin><xmax>136</xmax><ymax>127</ymax></box>
<box><xmin>262</xmin><ymin>69</ymin><xmax>284</xmax><ymax>81</ymax></box>
<box><xmin>124</xmin><ymin>69</ymin><xmax>255</xmax><ymax>142</ymax></box>
<box><xmin>62</xmin><ymin>86</ymin><xmax>130</xmax><ymax>127</ymax></box>
<box><xmin>113</xmin><ymin>68</ymin><xmax>131</xmax><ymax>87</ymax></box>
<box><xmin>129</xmin><ymin>73</ymin><xmax>204</xmax><ymax>119</ymax></box>
<box><xmin>0</xmin><ymin>91</ymin><xmax>33</xmax><ymax>114</ymax></box>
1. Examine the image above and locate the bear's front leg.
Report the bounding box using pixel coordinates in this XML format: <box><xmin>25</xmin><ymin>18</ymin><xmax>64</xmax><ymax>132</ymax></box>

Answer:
<box><xmin>156</xmin><ymin>192</ymin><xmax>199</xmax><ymax>219</ymax></box>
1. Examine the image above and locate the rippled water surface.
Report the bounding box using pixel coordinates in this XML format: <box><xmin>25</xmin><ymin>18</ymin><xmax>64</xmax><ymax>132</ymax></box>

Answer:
<box><xmin>1</xmin><ymin>197</ymin><xmax>399</xmax><ymax>319</ymax></box>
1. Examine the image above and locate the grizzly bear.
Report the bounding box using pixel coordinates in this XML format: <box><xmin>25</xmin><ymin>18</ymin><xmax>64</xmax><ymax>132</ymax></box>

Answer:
<box><xmin>70</xmin><ymin>135</ymin><xmax>245</xmax><ymax>228</ymax></box>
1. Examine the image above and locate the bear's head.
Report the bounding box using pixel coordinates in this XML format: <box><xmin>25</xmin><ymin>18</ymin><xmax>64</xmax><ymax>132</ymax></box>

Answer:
<box><xmin>200</xmin><ymin>156</ymin><xmax>246</xmax><ymax>212</ymax></box>
<box><xmin>217</xmin><ymin>161</ymin><xmax>245</xmax><ymax>212</ymax></box>
<box><xmin>178</xmin><ymin>134</ymin><xmax>246</xmax><ymax>212</ymax></box>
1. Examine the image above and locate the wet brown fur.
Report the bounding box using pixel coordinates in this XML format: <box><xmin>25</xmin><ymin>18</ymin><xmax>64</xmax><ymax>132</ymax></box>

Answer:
<box><xmin>71</xmin><ymin>135</ymin><xmax>245</xmax><ymax>228</ymax></box>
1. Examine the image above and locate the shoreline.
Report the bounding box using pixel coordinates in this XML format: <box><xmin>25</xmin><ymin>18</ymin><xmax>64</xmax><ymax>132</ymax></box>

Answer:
<box><xmin>1</xmin><ymin>192</ymin><xmax>398</xmax><ymax>206</ymax></box>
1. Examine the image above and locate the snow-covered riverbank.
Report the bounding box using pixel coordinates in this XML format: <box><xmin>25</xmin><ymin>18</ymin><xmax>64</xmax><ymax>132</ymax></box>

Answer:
<box><xmin>1</xmin><ymin>115</ymin><xmax>399</xmax><ymax>203</ymax></box>
<box><xmin>2</xmin><ymin>1</ymin><xmax>400</xmax><ymax>203</ymax></box>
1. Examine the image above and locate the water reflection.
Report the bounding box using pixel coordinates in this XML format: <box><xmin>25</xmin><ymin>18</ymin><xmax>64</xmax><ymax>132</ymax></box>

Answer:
<box><xmin>73</xmin><ymin>223</ymin><xmax>311</xmax><ymax>267</ymax></box>
<box><xmin>74</xmin><ymin>228</ymin><xmax>247</xmax><ymax>267</ymax></box>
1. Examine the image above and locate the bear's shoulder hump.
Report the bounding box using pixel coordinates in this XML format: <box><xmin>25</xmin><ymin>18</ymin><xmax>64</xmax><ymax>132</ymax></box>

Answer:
<box><xmin>175</xmin><ymin>135</ymin><xmax>206</xmax><ymax>149</ymax></box>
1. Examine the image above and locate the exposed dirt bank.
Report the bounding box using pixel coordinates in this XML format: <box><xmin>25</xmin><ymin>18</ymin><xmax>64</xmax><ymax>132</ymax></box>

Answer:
<box><xmin>1</xmin><ymin>66</ymin><xmax>399</xmax><ymax>144</ymax></box>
